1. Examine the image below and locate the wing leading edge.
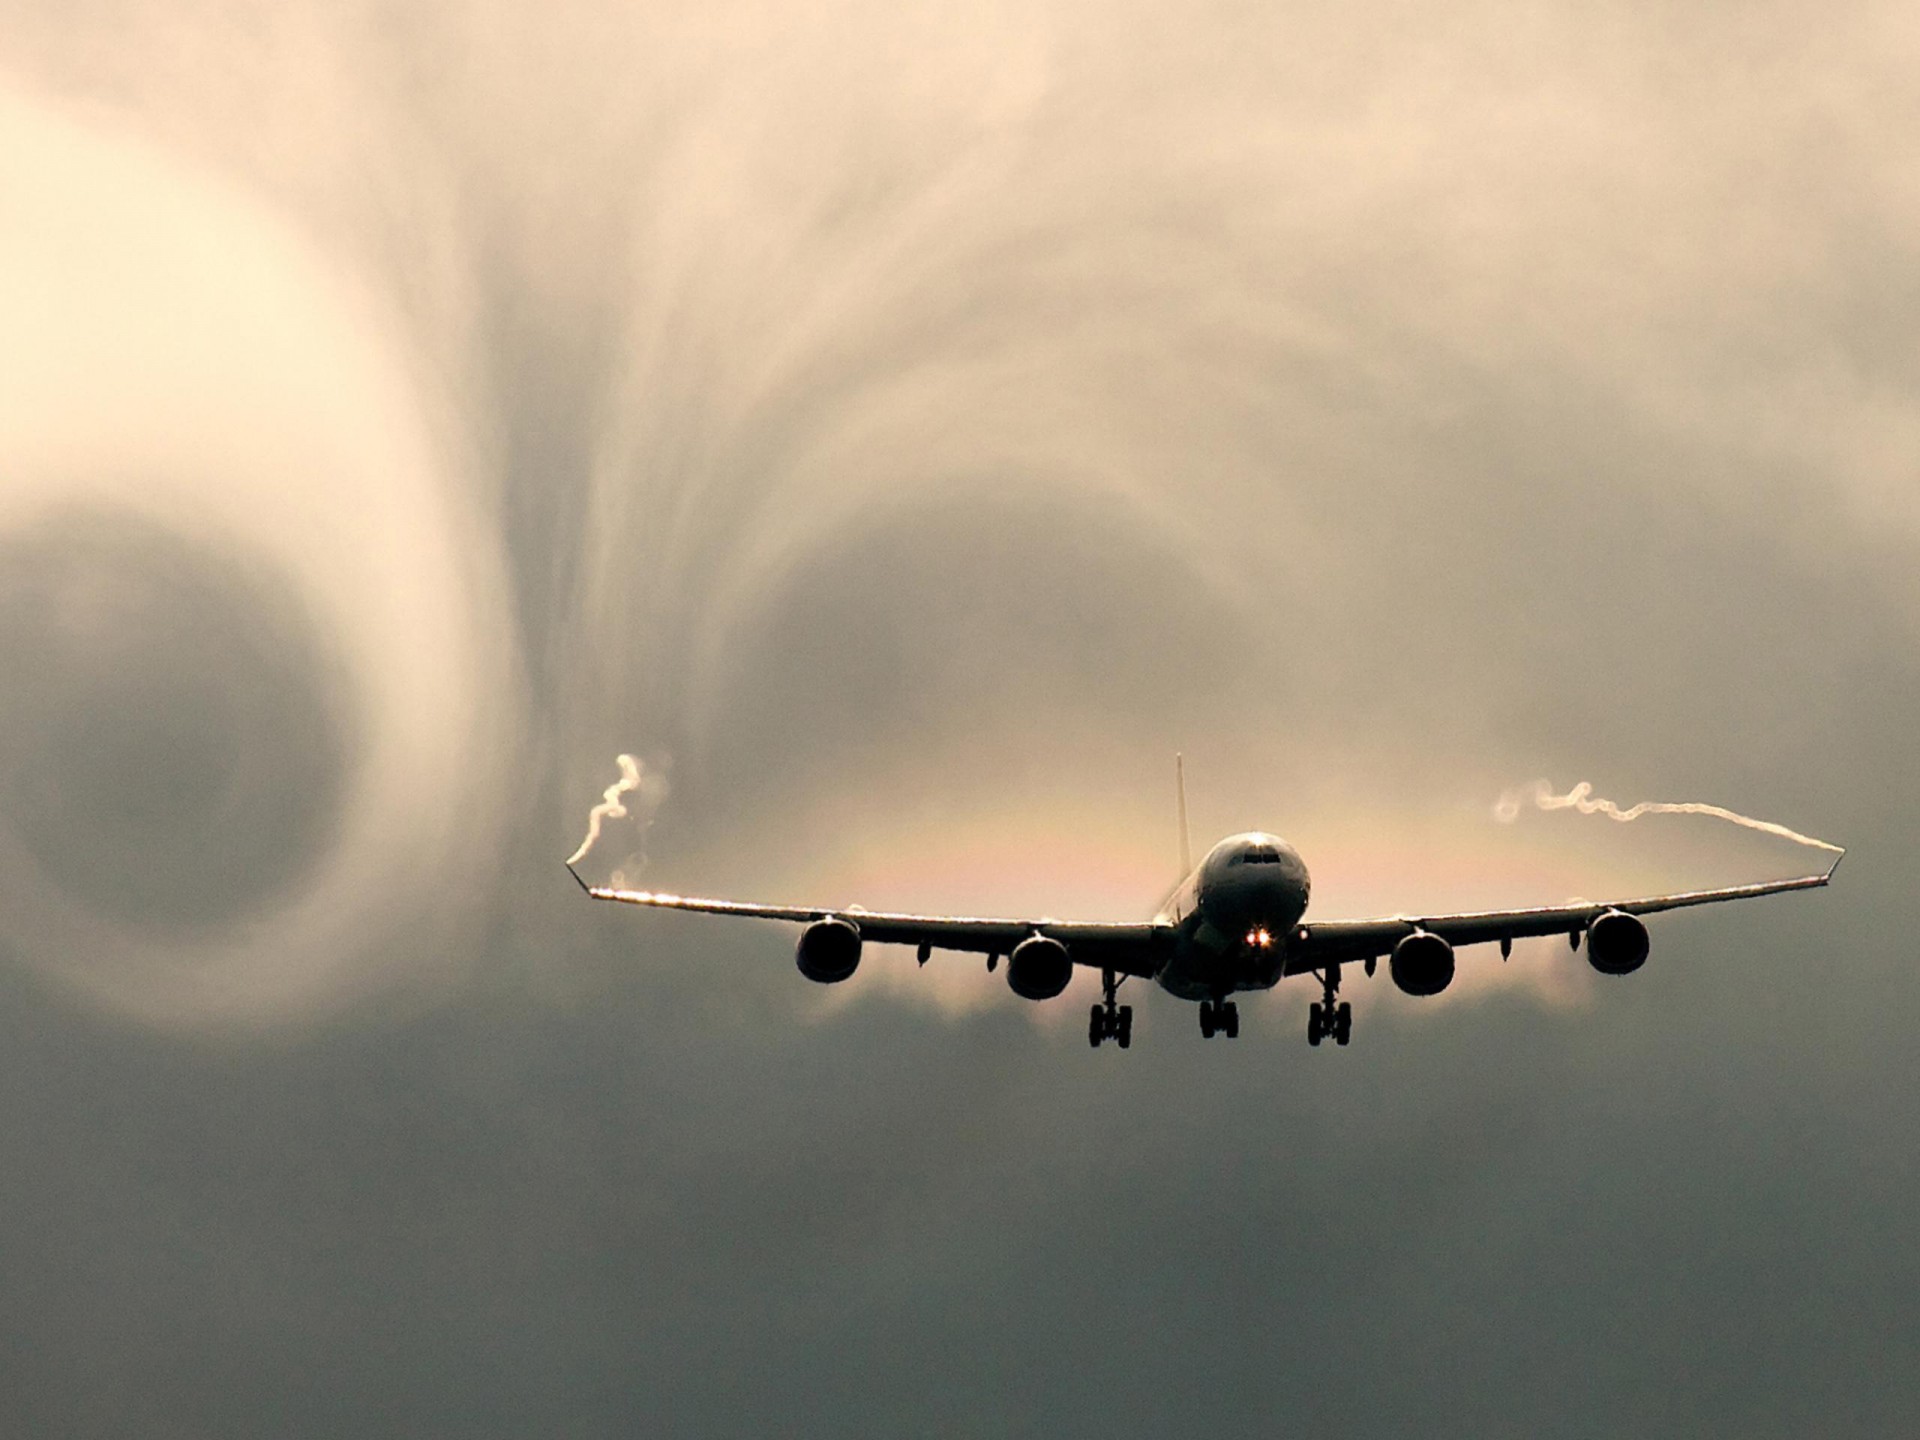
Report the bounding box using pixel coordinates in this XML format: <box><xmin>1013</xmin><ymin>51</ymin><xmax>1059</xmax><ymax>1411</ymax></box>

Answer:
<box><xmin>1286</xmin><ymin>854</ymin><xmax>1843</xmax><ymax>973</ymax></box>
<box><xmin>571</xmin><ymin>867</ymin><xmax>1170</xmax><ymax>978</ymax></box>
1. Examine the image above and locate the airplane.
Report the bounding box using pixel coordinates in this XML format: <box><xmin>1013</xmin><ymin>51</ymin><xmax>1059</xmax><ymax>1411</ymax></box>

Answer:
<box><xmin>567</xmin><ymin>763</ymin><xmax>1842</xmax><ymax>1048</ymax></box>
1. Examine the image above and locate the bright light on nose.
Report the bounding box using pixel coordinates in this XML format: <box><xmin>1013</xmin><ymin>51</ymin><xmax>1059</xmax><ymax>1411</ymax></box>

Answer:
<box><xmin>1246</xmin><ymin>927</ymin><xmax>1272</xmax><ymax>949</ymax></box>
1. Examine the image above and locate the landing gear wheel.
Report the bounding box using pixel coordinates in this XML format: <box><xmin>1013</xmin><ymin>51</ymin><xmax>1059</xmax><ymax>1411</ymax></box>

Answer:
<box><xmin>1199</xmin><ymin>1001</ymin><xmax>1217</xmax><ymax>1039</ymax></box>
<box><xmin>1222</xmin><ymin>1002</ymin><xmax>1240</xmax><ymax>1039</ymax></box>
<box><xmin>1308</xmin><ymin>965</ymin><xmax>1348</xmax><ymax>1049</ymax></box>
<box><xmin>1092</xmin><ymin>969</ymin><xmax>1132</xmax><ymax>1051</ymax></box>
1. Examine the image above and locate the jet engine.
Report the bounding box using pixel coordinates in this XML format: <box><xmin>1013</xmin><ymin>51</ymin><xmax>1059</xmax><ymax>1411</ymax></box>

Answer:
<box><xmin>1007</xmin><ymin>935</ymin><xmax>1073</xmax><ymax>1001</ymax></box>
<box><xmin>795</xmin><ymin>918</ymin><xmax>862</xmax><ymax>984</ymax></box>
<box><xmin>1586</xmin><ymin>909</ymin><xmax>1650</xmax><ymax>976</ymax></box>
<box><xmin>1390</xmin><ymin>930</ymin><xmax>1455</xmax><ymax>996</ymax></box>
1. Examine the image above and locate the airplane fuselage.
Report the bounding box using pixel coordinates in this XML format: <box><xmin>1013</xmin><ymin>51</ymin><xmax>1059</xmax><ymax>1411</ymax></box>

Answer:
<box><xmin>1153</xmin><ymin>832</ymin><xmax>1311</xmax><ymax>1001</ymax></box>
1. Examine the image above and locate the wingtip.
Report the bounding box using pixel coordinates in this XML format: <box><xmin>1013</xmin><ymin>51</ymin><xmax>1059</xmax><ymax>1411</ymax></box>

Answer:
<box><xmin>564</xmin><ymin>861</ymin><xmax>593</xmax><ymax>894</ymax></box>
<box><xmin>1825</xmin><ymin>847</ymin><xmax>1847</xmax><ymax>882</ymax></box>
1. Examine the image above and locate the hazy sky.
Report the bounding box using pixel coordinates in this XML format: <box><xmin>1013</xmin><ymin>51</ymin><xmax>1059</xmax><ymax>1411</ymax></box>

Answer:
<box><xmin>0</xmin><ymin>2</ymin><xmax>1915</xmax><ymax>1433</ymax></box>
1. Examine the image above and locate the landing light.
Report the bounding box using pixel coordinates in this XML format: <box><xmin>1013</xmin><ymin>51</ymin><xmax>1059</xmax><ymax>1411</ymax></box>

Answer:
<box><xmin>1246</xmin><ymin>927</ymin><xmax>1273</xmax><ymax>949</ymax></box>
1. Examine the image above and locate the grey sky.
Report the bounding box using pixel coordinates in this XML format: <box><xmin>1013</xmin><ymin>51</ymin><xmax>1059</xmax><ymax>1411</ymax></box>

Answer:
<box><xmin>0</xmin><ymin>2</ymin><xmax>1914</xmax><ymax>1434</ymax></box>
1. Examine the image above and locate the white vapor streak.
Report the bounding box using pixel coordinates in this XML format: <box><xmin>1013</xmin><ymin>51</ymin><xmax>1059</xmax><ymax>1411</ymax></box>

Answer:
<box><xmin>568</xmin><ymin>753</ymin><xmax>644</xmax><ymax>866</ymax></box>
<box><xmin>1495</xmin><ymin>780</ymin><xmax>1844</xmax><ymax>855</ymax></box>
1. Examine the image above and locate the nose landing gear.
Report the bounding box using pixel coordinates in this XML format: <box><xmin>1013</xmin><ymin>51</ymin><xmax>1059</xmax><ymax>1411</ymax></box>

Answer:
<box><xmin>1307</xmin><ymin>964</ymin><xmax>1352</xmax><ymax>1047</ymax></box>
<box><xmin>1198</xmin><ymin>998</ymin><xmax>1240</xmax><ymax>1039</ymax></box>
<box><xmin>1089</xmin><ymin>968</ymin><xmax>1133</xmax><ymax>1048</ymax></box>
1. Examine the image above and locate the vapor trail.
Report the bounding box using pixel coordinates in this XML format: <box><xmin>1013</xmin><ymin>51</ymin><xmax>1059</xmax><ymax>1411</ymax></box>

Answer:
<box><xmin>567</xmin><ymin>753</ymin><xmax>644</xmax><ymax>866</ymax></box>
<box><xmin>1495</xmin><ymin>780</ymin><xmax>1844</xmax><ymax>854</ymax></box>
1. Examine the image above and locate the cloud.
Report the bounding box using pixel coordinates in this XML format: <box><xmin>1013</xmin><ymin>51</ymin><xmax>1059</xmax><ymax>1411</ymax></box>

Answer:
<box><xmin>0</xmin><ymin>82</ymin><xmax>518</xmax><ymax>1028</ymax></box>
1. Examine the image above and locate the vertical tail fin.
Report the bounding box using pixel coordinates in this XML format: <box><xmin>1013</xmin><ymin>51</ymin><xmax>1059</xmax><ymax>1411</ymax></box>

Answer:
<box><xmin>1176</xmin><ymin>753</ymin><xmax>1193</xmax><ymax>878</ymax></box>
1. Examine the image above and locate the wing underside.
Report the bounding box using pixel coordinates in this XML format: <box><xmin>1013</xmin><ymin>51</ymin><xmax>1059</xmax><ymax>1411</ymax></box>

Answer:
<box><xmin>574</xmin><ymin>871</ymin><xmax>1170</xmax><ymax>978</ymax></box>
<box><xmin>1285</xmin><ymin>860</ymin><xmax>1841</xmax><ymax>973</ymax></box>
<box><xmin>574</xmin><ymin>851</ymin><xmax>1840</xmax><ymax>986</ymax></box>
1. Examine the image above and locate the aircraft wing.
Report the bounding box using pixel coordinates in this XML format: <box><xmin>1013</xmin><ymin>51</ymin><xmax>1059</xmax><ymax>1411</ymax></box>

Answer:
<box><xmin>572</xmin><ymin>868</ymin><xmax>1171</xmax><ymax>978</ymax></box>
<box><xmin>1284</xmin><ymin>856</ymin><xmax>1843</xmax><ymax>973</ymax></box>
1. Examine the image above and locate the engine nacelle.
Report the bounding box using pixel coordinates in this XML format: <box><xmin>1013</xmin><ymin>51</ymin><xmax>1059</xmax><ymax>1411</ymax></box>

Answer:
<box><xmin>1390</xmin><ymin>930</ymin><xmax>1455</xmax><ymax>997</ymax></box>
<box><xmin>1007</xmin><ymin>935</ymin><xmax>1073</xmax><ymax>1001</ymax></box>
<box><xmin>1586</xmin><ymin>909</ymin><xmax>1650</xmax><ymax>976</ymax></box>
<box><xmin>795</xmin><ymin>918</ymin><xmax>862</xmax><ymax>984</ymax></box>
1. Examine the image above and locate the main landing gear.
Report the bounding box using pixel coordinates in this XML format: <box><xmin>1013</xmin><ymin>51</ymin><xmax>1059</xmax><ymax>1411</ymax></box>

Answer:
<box><xmin>1089</xmin><ymin>969</ymin><xmax>1133</xmax><ymax>1049</ymax></box>
<box><xmin>1307</xmin><ymin>964</ymin><xmax>1352</xmax><ymax>1047</ymax></box>
<box><xmin>1198</xmin><ymin>998</ymin><xmax>1239</xmax><ymax>1039</ymax></box>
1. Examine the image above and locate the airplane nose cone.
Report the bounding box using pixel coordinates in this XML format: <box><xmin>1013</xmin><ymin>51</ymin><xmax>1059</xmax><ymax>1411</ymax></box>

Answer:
<box><xmin>1197</xmin><ymin>834</ymin><xmax>1310</xmax><ymax>934</ymax></box>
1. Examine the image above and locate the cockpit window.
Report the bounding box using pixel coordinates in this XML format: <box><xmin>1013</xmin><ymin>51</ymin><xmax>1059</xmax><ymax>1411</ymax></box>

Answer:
<box><xmin>1240</xmin><ymin>848</ymin><xmax>1283</xmax><ymax>864</ymax></box>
